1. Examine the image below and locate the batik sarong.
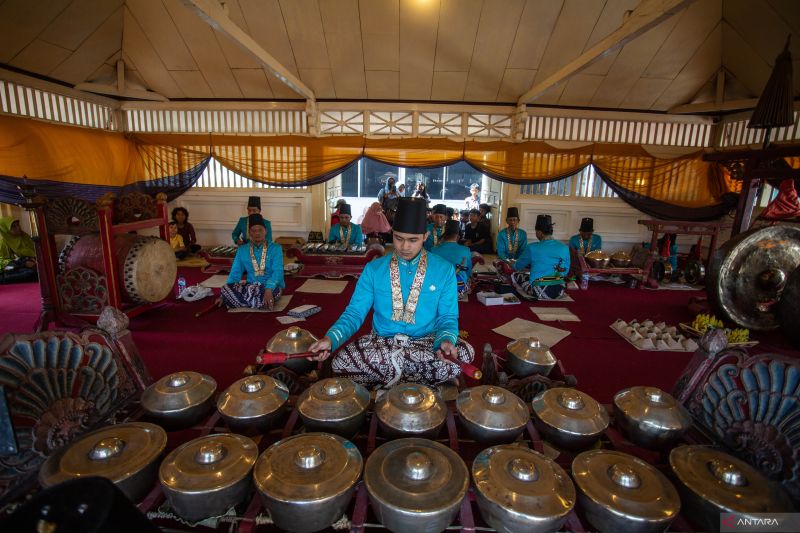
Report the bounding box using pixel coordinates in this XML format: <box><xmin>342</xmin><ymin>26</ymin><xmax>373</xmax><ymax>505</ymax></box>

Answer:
<box><xmin>220</xmin><ymin>283</ymin><xmax>283</xmax><ymax>309</ymax></box>
<box><xmin>511</xmin><ymin>272</ymin><xmax>565</xmax><ymax>300</ymax></box>
<box><xmin>332</xmin><ymin>332</ymin><xmax>475</xmax><ymax>389</ymax></box>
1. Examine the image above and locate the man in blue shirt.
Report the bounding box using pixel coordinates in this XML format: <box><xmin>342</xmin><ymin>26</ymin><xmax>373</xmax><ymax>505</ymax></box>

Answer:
<box><xmin>219</xmin><ymin>214</ymin><xmax>284</xmax><ymax>310</ymax></box>
<box><xmin>512</xmin><ymin>214</ymin><xmax>570</xmax><ymax>300</ymax></box>
<box><xmin>496</xmin><ymin>207</ymin><xmax>528</xmax><ymax>263</ymax></box>
<box><xmin>424</xmin><ymin>204</ymin><xmax>448</xmax><ymax>250</ymax></box>
<box><xmin>431</xmin><ymin>220</ymin><xmax>473</xmax><ymax>300</ymax></box>
<box><xmin>327</xmin><ymin>203</ymin><xmax>364</xmax><ymax>246</ymax></box>
<box><xmin>568</xmin><ymin>217</ymin><xmax>602</xmax><ymax>256</ymax></box>
<box><xmin>309</xmin><ymin>197</ymin><xmax>475</xmax><ymax>389</ymax></box>
<box><xmin>232</xmin><ymin>196</ymin><xmax>273</xmax><ymax>245</ymax></box>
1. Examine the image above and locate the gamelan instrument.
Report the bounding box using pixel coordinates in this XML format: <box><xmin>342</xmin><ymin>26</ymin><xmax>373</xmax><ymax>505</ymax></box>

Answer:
<box><xmin>531</xmin><ymin>387</ymin><xmax>609</xmax><ymax>450</ymax></box>
<box><xmin>216</xmin><ymin>375</ymin><xmax>289</xmax><ymax>434</ymax></box>
<box><xmin>707</xmin><ymin>225</ymin><xmax>800</xmax><ymax>330</ymax></box>
<box><xmin>263</xmin><ymin>327</ymin><xmax>319</xmax><ymax>373</ymax></box>
<box><xmin>613</xmin><ymin>386</ymin><xmax>691</xmax><ymax>449</ymax></box>
<box><xmin>140</xmin><ymin>371</ymin><xmax>216</xmax><ymax>429</ymax></box>
<box><xmin>374</xmin><ymin>383</ymin><xmax>447</xmax><ymax>439</ymax></box>
<box><xmin>456</xmin><ymin>385</ymin><xmax>529</xmax><ymax>444</ymax></box>
<box><xmin>60</xmin><ymin>233</ymin><xmax>176</xmax><ymax>303</ymax></box>
<box><xmin>297</xmin><ymin>378</ymin><xmax>371</xmax><ymax>438</ymax></box>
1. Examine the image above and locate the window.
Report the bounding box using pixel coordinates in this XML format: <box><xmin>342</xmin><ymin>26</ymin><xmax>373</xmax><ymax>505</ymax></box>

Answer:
<box><xmin>362</xmin><ymin>159</ymin><xmax>397</xmax><ymax>198</ymax></box>
<box><xmin>520</xmin><ymin>166</ymin><xmax>617</xmax><ymax>198</ymax></box>
<box><xmin>193</xmin><ymin>157</ymin><xmax>306</xmax><ymax>189</ymax></box>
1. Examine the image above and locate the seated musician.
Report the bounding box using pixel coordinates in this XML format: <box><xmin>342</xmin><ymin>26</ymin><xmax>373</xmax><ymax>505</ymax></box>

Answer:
<box><xmin>168</xmin><ymin>221</ymin><xmax>188</xmax><ymax>260</ymax></box>
<box><xmin>512</xmin><ymin>215</ymin><xmax>570</xmax><ymax>300</ymax></box>
<box><xmin>0</xmin><ymin>218</ymin><xmax>37</xmax><ymax>284</ymax></box>
<box><xmin>496</xmin><ymin>207</ymin><xmax>528</xmax><ymax>264</ymax></box>
<box><xmin>431</xmin><ymin>220</ymin><xmax>473</xmax><ymax>300</ymax></box>
<box><xmin>423</xmin><ymin>204</ymin><xmax>448</xmax><ymax>250</ymax></box>
<box><xmin>232</xmin><ymin>196</ymin><xmax>272</xmax><ymax>245</ymax></box>
<box><xmin>171</xmin><ymin>207</ymin><xmax>200</xmax><ymax>253</ymax></box>
<box><xmin>308</xmin><ymin>197</ymin><xmax>475</xmax><ymax>389</ymax></box>
<box><xmin>330</xmin><ymin>199</ymin><xmax>347</xmax><ymax>227</ymax></box>
<box><xmin>327</xmin><ymin>203</ymin><xmax>364</xmax><ymax>246</ymax></box>
<box><xmin>462</xmin><ymin>209</ymin><xmax>492</xmax><ymax>254</ymax></box>
<box><xmin>569</xmin><ymin>217</ymin><xmax>602</xmax><ymax>255</ymax></box>
<box><xmin>219</xmin><ymin>214</ymin><xmax>284</xmax><ymax>310</ymax></box>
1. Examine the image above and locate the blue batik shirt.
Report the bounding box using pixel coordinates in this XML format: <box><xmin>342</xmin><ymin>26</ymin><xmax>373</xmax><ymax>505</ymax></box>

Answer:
<box><xmin>423</xmin><ymin>223</ymin><xmax>445</xmax><ymax>251</ymax></box>
<box><xmin>568</xmin><ymin>233</ymin><xmax>602</xmax><ymax>255</ymax></box>
<box><xmin>430</xmin><ymin>241</ymin><xmax>473</xmax><ymax>283</ymax></box>
<box><xmin>226</xmin><ymin>241</ymin><xmax>284</xmax><ymax>290</ymax></box>
<box><xmin>497</xmin><ymin>228</ymin><xmax>528</xmax><ymax>260</ymax></box>
<box><xmin>514</xmin><ymin>239</ymin><xmax>570</xmax><ymax>285</ymax></box>
<box><xmin>232</xmin><ymin>216</ymin><xmax>273</xmax><ymax>245</ymax></box>
<box><xmin>327</xmin><ymin>223</ymin><xmax>364</xmax><ymax>245</ymax></box>
<box><xmin>326</xmin><ymin>251</ymin><xmax>459</xmax><ymax>351</ymax></box>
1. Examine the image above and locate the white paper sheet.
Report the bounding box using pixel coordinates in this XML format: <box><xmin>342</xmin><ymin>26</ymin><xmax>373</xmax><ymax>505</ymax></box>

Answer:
<box><xmin>530</xmin><ymin>307</ymin><xmax>580</xmax><ymax>322</ymax></box>
<box><xmin>276</xmin><ymin>315</ymin><xmax>306</xmax><ymax>324</ymax></box>
<box><xmin>296</xmin><ymin>279</ymin><xmax>349</xmax><ymax>294</ymax></box>
<box><xmin>492</xmin><ymin>318</ymin><xmax>571</xmax><ymax>346</ymax></box>
<box><xmin>199</xmin><ymin>275</ymin><xmax>229</xmax><ymax>288</ymax></box>
<box><xmin>227</xmin><ymin>294</ymin><xmax>293</xmax><ymax>313</ymax></box>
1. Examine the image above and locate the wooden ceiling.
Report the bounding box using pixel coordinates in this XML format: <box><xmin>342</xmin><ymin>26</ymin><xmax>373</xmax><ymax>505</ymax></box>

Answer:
<box><xmin>0</xmin><ymin>0</ymin><xmax>798</xmax><ymax>112</ymax></box>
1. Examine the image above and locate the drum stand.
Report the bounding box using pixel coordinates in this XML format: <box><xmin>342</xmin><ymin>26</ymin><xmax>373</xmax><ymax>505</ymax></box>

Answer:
<box><xmin>19</xmin><ymin>188</ymin><xmax>171</xmax><ymax>330</ymax></box>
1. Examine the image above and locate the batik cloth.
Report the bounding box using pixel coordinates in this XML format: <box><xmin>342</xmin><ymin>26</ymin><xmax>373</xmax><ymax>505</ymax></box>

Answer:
<box><xmin>511</xmin><ymin>272</ymin><xmax>565</xmax><ymax>300</ymax></box>
<box><xmin>220</xmin><ymin>283</ymin><xmax>283</xmax><ymax>309</ymax></box>
<box><xmin>331</xmin><ymin>332</ymin><xmax>475</xmax><ymax>389</ymax></box>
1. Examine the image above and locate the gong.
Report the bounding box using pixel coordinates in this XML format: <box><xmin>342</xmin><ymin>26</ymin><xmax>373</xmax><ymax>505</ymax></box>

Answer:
<box><xmin>777</xmin><ymin>266</ymin><xmax>800</xmax><ymax>347</ymax></box>
<box><xmin>684</xmin><ymin>260</ymin><xmax>706</xmax><ymax>285</ymax></box>
<box><xmin>707</xmin><ymin>225</ymin><xmax>800</xmax><ymax>331</ymax></box>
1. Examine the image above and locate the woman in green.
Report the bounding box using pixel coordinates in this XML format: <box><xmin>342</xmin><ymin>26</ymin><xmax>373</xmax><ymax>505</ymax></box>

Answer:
<box><xmin>0</xmin><ymin>218</ymin><xmax>37</xmax><ymax>284</ymax></box>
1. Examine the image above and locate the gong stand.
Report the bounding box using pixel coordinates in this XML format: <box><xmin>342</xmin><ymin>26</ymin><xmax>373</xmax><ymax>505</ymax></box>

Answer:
<box><xmin>18</xmin><ymin>186</ymin><xmax>170</xmax><ymax>330</ymax></box>
<box><xmin>703</xmin><ymin>144</ymin><xmax>800</xmax><ymax>237</ymax></box>
<box><xmin>637</xmin><ymin>219</ymin><xmax>730</xmax><ymax>267</ymax></box>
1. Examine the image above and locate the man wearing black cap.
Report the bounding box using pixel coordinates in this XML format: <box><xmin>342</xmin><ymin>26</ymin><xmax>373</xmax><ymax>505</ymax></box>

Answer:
<box><xmin>569</xmin><ymin>217</ymin><xmax>602</xmax><ymax>256</ymax></box>
<box><xmin>308</xmin><ymin>197</ymin><xmax>475</xmax><ymax>389</ymax></box>
<box><xmin>327</xmin><ymin>203</ymin><xmax>364</xmax><ymax>246</ymax></box>
<box><xmin>219</xmin><ymin>213</ymin><xmax>284</xmax><ymax>309</ymax></box>
<box><xmin>232</xmin><ymin>196</ymin><xmax>272</xmax><ymax>245</ymax></box>
<box><xmin>424</xmin><ymin>203</ymin><xmax>448</xmax><ymax>250</ymax></box>
<box><xmin>462</xmin><ymin>208</ymin><xmax>492</xmax><ymax>254</ymax></box>
<box><xmin>512</xmin><ymin>214</ymin><xmax>570</xmax><ymax>300</ymax></box>
<box><xmin>496</xmin><ymin>206</ymin><xmax>528</xmax><ymax>262</ymax></box>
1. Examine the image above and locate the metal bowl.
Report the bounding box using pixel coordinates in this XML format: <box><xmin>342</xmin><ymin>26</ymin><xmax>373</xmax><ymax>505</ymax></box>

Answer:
<box><xmin>159</xmin><ymin>433</ymin><xmax>258</xmax><ymax>522</ymax></box>
<box><xmin>254</xmin><ymin>432</ymin><xmax>363</xmax><ymax>533</ymax></box>
<box><xmin>531</xmin><ymin>388</ymin><xmax>609</xmax><ymax>450</ymax></box>
<box><xmin>585</xmin><ymin>250</ymin><xmax>610</xmax><ymax>268</ymax></box>
<box><xmin>613</xmin><ymin>386</ymin><xmax>691</xmax><ymax>449</ymax></box>
<box><xmin>611</xmin><ymin>251</ymin><xmax>632</xmax><ymax>268</ymax></box>
<box><xmin>670</xmin><ymin>445</ymin><xmax>794</xmax><ymax>532</ymax></box>
<box><xmin>39</xmin><ymin>422</ymin><xmax>167</xmax><ymax>502</ymax></box>
<box><xmin>375</xmin><ymin>383</ymin><xmax>446</xmax><ymax>439</ymax></box>
<box><xmin>141</xmin><ymin>372</ymin><xmax>216</xmax><ymax>430</ymax></box>
<box><xmin>297</xmin><ymin>378</ymin><xmax>370</xmax><ymax>438</ymax></box>
<box><xmin>506</xmin><ymin>337</ymin><xmax>557</xmax><ymax>377</ymax></box>
<box><xmin>456</xmin><ymin>386</ymin><xmax>529</xmax><ymax>444</ymax></box>
<box><xmin>365</xmin><ymin>438</ymin><xmax>469</xmax><ymax>533</ymax></box>
<box><xmin>217</xmin><ymin>375</ymin><xmax>289</xmax><ymax>434</ymax></box>
<box><xmin>473</xmin><ymin>445</ymin><xmax>575</xmax><ymax>533</ymax></box>
<box><xmin>573</xmin><ymin>450</ymin><xmax>681</xmax><ymax>533</ymax></box>
<box><xmin>265</xmin><ymin>326</ymin><xmax>319</xmax><ymax>374</ymax></box>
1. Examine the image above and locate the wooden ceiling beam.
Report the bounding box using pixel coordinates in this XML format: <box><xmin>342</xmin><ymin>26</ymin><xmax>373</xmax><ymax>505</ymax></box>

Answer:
<box><xmin>668</xmin><ymin>98</ymin><xmax>760</xmax><ymax>114</ymax></box>
<box><xmin>184</xmin><ymin>0</ymin><xmax>315</xmax><ymax>103</ymax></box>
<box><xmin>517</xmin><ymin>0</ymin><xmax>695</xmax><ymax>106</ymax></box>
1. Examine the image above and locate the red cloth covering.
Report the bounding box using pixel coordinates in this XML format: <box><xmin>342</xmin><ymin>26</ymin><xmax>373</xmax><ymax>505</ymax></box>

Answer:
<box><xmin>359</xmin><ymin>202</ymin><xmax>392</xmax><ymax>234</ymax></box>
<box><xmin>760</xmin><ymin>179</ymin><xmax>800</xmax><ymax>220</ymax></box>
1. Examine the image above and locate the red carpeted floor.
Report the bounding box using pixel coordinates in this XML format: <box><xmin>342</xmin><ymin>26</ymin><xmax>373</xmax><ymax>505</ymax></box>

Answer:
<box><xmin>1</xmin><ymin>268</ymin><xmax>797</xmax><ymax>403</ymax></box>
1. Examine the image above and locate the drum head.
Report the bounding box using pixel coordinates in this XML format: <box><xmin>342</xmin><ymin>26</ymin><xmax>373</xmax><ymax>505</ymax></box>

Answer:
<box><xmin>124</xmin><ymin>237</ymin><xmax>177</xmax><ymax>303</ymax></box>
<box><xmin>707</xmin><ymin>225</ymin><xmax>800</xmax><ymax>331</ymax></box>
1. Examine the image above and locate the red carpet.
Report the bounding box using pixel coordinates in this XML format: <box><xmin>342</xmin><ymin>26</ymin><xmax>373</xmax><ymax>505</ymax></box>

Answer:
<box><xmin>1</xmin><ymin>269</ymin><xmax>797</xmax><ymax>403</ymax></box>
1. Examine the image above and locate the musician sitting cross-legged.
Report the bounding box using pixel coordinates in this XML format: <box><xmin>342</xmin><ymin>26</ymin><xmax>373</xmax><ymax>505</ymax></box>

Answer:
<box><xmin>430</xmin><ymin>220</ymin><xmax>473</xmax><ymax>301</ymax></box>
<box><xmin>218</xmin><ymin>214</ymin><xmax>284</xmax><ymax>310</ymax></box>
<box><xmin>327</xmin><ymin>203</ymin><xmax>364</xmax><ymax>246</ymax></box>
<box><xmin>308</xmin><ymin>197</ymin><xmax>475</xmax><ymax>390</ymax></box>
<box><xmin>512</xmin><ymin>214</ymin><xmax>570</xmax><ymax>300</ymax></box>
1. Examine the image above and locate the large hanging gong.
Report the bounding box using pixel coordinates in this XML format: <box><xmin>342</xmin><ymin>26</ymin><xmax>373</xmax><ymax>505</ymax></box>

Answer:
<box><xmin>777</xmin><ymin>266</ymin><xmax>800</xmax><ymax>347</ymax></box>
<box><xmin>707</xmin><ymin>225</ymin><xmax>800</xmax><ymax>330</ymax></box>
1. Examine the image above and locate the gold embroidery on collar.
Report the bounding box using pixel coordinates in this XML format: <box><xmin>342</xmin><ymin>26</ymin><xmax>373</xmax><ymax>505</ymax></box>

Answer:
<box><xmin>389</xmin><ymin>250</ymin><xmax>428</xmax><ymax>324</ymax></box>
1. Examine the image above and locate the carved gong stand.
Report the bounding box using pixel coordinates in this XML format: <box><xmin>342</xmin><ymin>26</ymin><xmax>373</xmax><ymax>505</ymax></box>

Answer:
<box><xmin>18</xmin><ymin>187</ymin><xmax>169</xmax><ymax>331</ymax></box>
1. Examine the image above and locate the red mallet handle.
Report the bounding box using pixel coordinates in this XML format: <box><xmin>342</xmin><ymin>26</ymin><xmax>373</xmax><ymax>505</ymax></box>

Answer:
<box><xmin>256</xmin><ymin>351</ymin><xmax>315</xmax><ymax>365</ymax></box>
<box><xmin>455</xmin><ymin>361</ymin><xmax>482</xmax><ymax>380</ymax></box>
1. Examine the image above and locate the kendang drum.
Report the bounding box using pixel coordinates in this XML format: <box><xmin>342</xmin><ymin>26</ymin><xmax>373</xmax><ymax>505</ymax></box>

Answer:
<box><xmin>60</xmin><ymin>233</ymin><xmax>176</xmax><ymax>303</ymax></box>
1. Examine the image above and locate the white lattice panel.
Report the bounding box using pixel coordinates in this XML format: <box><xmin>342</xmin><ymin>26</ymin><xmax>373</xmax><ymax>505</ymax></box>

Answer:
<box><xmin>368</xmin><ymin>111</ymin><xmax>412</xmax><ymax>135</ymax></box>
<box><xmin>467</xmin><ymin>114</ymin><xmax>512</xmax><ymax>138</ymax></box>
<box><xmin>319</xmin><ymin>111</ymin><xmax>365</xmax><ymax>135</ymax></box>
<box><xmin>717</xmin><ymin>113</ymin><xmax>800</xmax><ymax>148</ymax></box>
<box><xmin>418</xmin><ymin>112</ymin><xmax>461</xmax><ymax>136</ymax></box>
<box><xmin>125</xmin><ymin>109</ymin><xmax>307</xmax><ymax>134</ymax></box>
<box><xmin>0</xmin><ymin>80</ymin><xmax>115</xmax><ymax>129</ymax></box>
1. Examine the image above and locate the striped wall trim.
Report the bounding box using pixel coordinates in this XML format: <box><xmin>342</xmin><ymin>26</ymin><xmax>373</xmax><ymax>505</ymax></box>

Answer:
<box><xmin>0</xmin><ymin>79</ymin><xmax>115</xmax><ymax>130</ymax></box>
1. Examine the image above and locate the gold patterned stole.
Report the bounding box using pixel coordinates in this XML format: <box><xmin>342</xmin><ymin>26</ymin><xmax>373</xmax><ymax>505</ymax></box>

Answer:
<box><xmin>389</xmin><ymin>250</ymin><xmax>428</xmax><ymax>324</ymax></box>
<box><xmin>506</xmin><ymin>228</ymin><xmax>518</xmax><ymax>257</ymax></box>
<box><xmin>339</xmin><ymin>224</ymin><xmax>351</xmax><ymax>246</ymax></box>
<box><xmin>249</xmin><ymin>242</ymin><xmax>268</xmax><ymax>276</ymax></box>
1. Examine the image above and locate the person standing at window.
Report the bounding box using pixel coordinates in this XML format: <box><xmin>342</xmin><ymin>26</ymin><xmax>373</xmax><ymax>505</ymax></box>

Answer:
<box><xmin>464</xmin><ymin>183</ymin><xmax>480</xmax><ymax>210</ymax></box>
